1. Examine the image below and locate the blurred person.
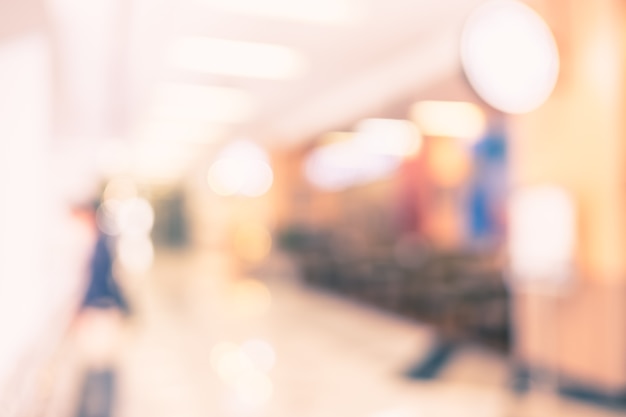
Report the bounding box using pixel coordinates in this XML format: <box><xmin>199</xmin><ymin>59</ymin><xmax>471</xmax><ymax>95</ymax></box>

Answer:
<box><xmin>70</xmin><ymin>200</ymin><xmax>129</xmax><ymax>417</ymax></box>
<box><xmin>73</xmin><ymin>199</ymin><xmax>129</xmax><ymax>315</ymax></box>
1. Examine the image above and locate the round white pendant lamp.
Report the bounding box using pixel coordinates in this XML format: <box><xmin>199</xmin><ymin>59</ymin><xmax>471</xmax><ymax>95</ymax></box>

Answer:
<box><xmin>461</xmin><ymin>0</ymin><xmax>560</xmax><ymax>114</ymax></box>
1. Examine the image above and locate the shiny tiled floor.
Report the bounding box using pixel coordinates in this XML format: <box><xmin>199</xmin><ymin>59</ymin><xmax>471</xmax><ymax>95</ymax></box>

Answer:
<box><xmin>70</xmin><ymin>251</ymin><xmax>625</xmax><ymax>417</ymax></box>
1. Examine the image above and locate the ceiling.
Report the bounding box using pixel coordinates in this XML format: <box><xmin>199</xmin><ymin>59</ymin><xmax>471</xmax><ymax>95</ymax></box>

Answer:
<box><xmin>0</xmin><ymin>0</ymin><xmax>489</xmax><ymax>182</ymax></box>
<box><xmin>124</xmin><ymin>0</ymin><xmax>487</xmax><ymax>145</ymax></box>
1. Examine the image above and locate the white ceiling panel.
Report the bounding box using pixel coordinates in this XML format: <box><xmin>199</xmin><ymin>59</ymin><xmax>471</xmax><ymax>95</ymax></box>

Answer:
<box><xmin>125</xmin><ymin>0</ymin><xmax>486</xmax><ymax>147</ymax></box>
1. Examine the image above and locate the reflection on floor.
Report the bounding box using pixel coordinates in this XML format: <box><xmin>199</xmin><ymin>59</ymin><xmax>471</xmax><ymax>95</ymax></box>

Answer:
<box><xmin>67</xmin><ymin>251</ymin><xmax>624</xmax><ymax>417</ymax></box>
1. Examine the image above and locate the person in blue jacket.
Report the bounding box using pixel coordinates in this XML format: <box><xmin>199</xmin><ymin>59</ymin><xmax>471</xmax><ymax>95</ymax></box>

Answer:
<box><xmin>72</xmin><ymin>199</ymin><xmax>129</xmax><ymax>417</ymax></box>
<box><xmin>75</xmin><ymin>199</ymin><xmax>129</xmax><ymax>314</ymax></box>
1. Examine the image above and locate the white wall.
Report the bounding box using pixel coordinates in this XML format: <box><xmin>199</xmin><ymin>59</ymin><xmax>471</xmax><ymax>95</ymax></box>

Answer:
<box><xmin>0</xmin><ymin>33</ymin><xmax>90</xmax><ymax>414</ymax></box>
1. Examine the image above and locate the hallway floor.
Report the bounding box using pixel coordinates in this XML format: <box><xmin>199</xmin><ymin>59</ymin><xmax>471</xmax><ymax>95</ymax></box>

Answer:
<box><xmin>60</xmin><ymin>250</ymin><xmax>626</xmax><ymax>417</ymax></box>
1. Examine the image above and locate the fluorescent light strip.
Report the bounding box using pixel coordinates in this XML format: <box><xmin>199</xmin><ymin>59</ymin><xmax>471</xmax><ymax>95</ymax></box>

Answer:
<box><xmin>196</xmin><ymin>0</ymin><xmax>358</xmax><ymax>24</ymax></box>
<box><xmin>170</xmin><ymin>37</ymin><xmax>307</xmax><ymax>80</ymax></box>
<box><xmin>152</xmin><ymin>83</ymin><xmax>256</xmax><ymax>123</ymax></box>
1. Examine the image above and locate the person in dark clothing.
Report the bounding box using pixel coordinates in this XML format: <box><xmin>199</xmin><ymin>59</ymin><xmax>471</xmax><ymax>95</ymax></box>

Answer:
<box><xmin>72</xmin><ymin>200</ymin><xmax>129</xmax><ymax>417</ymax></box>
<box><xmin>73</xmin><ymin>200</ymin><xmax>129</xmax><ymax>314</ymax></box>
<box><xmin>82</xmin><ymin>226</ymin><xmax>129</xmax><ymax>314</ymax></box>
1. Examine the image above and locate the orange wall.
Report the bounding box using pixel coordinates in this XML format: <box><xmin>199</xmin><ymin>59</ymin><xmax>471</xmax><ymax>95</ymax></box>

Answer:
<box><xmin>512</xmin><ymin>0</ymin><xmax>626</xmax><ymax>390</ymax></box>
